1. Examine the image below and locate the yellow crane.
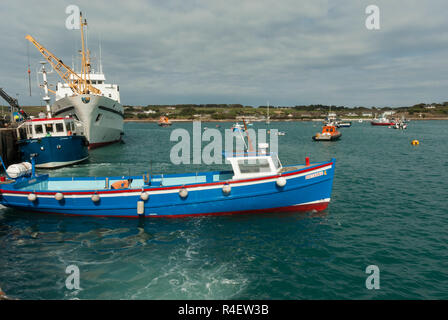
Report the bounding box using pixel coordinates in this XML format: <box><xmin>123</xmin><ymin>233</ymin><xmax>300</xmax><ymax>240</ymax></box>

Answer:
<box><xmin>25</xmin><ymin>13</ymin><xmax>101</xmax><ymax>96</ymax></box>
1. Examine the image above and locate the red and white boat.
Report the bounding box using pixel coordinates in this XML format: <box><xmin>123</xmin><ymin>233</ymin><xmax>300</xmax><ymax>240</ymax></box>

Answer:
<box><xmin>371</xmin><ymin>113</ymin><xmax>395</xmax><ymax>126</ymax></box>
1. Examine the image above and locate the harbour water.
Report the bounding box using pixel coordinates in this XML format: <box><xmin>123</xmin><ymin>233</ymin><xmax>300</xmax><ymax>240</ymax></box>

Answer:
<box><xmin>0</xmin><ymin>120</ymin><xmax>447</xmax><ymax>299</ymax></box>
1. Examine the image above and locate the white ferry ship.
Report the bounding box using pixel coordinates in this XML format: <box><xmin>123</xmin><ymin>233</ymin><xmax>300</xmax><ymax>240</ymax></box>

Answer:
<box><xmin>52</xmin><ymin>73</ymin><xmax>124</xmax><ymax>149</ymax></box>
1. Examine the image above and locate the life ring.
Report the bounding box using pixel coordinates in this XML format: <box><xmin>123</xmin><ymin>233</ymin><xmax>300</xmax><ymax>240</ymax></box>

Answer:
<box><xmin>411</xmin><ymin>140</ymin><xmax>419</xmax><ymax>146</ymax></box>
<box><xmin>67</xmin><ymin>130</ymin><xmax>72</xmax><ymax>136</ymax></box>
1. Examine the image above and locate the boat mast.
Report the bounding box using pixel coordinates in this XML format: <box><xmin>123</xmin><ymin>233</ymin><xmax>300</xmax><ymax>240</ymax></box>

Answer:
<box><xmin>79</xmin><ymin>12</ymin><xmax>89</xmax><ymax>94</ymax></box>
<box><xmin>40</xmin><ymin>62</ymin><xmax>52</xmax><ymax>118</ymax></box>
<box><xmin>266</xmin><ymin>101</ymin><xmax>270</xmax><ymax>125</ymax></box>
<box><xmin>242</xmin><ymin>118</ymin><xmax>254</xmax><ymax>152</ymax></box>
<box><xmin>26</xmin><ymin>42</ymin><xmax>32</xmax><ymax>96</ymax></box>
<box><xmin>99</xmin><ymin>35</ymin><xmax>103</xmax><ymax>74</ymax></box>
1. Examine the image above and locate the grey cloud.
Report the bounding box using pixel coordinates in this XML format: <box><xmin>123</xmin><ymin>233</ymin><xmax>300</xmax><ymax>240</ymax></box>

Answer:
<box><xmin>1</xmin><ymin>0</ymin><xmax>448</xmax><ymax>107</ymax></box>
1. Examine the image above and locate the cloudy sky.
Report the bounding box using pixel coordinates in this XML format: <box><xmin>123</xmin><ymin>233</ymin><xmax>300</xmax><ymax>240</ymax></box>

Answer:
<box><xmin>1</xmin><ymin>0</ymin><xmax>448</xmax><ymax>107</ymax></box>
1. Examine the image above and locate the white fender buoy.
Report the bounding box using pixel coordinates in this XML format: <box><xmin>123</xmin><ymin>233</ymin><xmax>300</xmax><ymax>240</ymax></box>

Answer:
<box><xmin>137</xmin><ymin>201</ymin><xmax>145</xmax><ymax>215</ymax></box>
<box><xmin>54</xmin><ymin>192</ymin><xmax>64</xmax><ymax>201</ymax></box>
<box><xmin>140</xmin><ymin>192</ymin><xmax>149</xmax><ymax>201</ymax></box>
<box><xmin>222</xmin><ymin>184</ymin><xmax>231</xmax><ymax>195</ymax></box>
<box><xmin>179</xmin><ymin>188</ymin><xmax>188</xmax><ymax>198</ymax></box>
<box><xmin>276</xmin><ymin>177</ymin><xmax>287</xmax><ymax>188</ymax></box>
<box><xmin>91</xmin><ymin>194</ymin><xmax>100</xmax><ymax>203</ymax></box>
<box><xmin>28</xmin><ymin>193</ymin><xmax>37</xmax><ymax>202</ymax></box>
<box><xmin>21</xmin><ymin>162</ymin><xmax>32</xmax><ymax>175</ymax></box>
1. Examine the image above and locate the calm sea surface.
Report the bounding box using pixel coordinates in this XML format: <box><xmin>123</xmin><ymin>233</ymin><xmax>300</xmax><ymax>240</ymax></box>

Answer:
<box><xmin>1</xmin><ymin>120</ymin><xmax>447</xmax><ymax>299</ymax></box>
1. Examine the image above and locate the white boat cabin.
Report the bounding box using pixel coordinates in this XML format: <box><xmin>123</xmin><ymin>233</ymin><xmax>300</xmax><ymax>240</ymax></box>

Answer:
<box><xmin>226</xmin><ymin>143</ymin><xmax>282</xmax><ymax>180</ymax></box>
<box><xmin>17</xmin><ymin>117</ymin><xmax>85</xmax><ymax>140</ymax></box>
<box><xmin>55</xmin><ymin>73</ymin><xmax>120</xmax><ymax>103</ymax></box>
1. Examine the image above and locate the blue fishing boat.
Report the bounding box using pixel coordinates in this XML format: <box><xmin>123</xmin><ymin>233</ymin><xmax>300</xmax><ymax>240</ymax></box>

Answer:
<box><xmin>0</xmin><ymin>143</ymin><xmax>335</xmax><ymax>218</ymax></box>
<box><xmin>16</xmin><ymin>117</ymin><xmax>89</xmax><ymax>168</ymax></box>
<box><xmin>15</xmin><ymin>62</ymin><xmax>89</xmax><ymax>169</ymax></box>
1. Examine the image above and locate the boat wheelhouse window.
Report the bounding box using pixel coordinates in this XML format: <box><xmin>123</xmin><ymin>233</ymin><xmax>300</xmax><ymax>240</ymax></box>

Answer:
<box><xmin>34</xmin><ymin>124</ymin><xmax>43</xmax><ymax>134</ymax></box>
<box><xmin>55</xmin><ymin>122</ymin><xmax>64</xmax><ymax>132</ymax></box>
<box><xmin>45</xmin><ymin>123</ymin><xmax>54</xmax><ymax>133</ymax></box>
<box><xmin>237</xmin><ymin>158</ymin><xmax>271</xmax><ymax>174</ymax></box>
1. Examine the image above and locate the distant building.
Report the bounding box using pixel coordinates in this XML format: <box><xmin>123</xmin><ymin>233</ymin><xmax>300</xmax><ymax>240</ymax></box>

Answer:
<box><xmin>144</xmin><ymin>110</ymin><xmax>156</xmax><ymax>114</ymax></box>
<box><xmin>346</xmin><ymin>112</ymin><xmax>358</xmax><ymax>117</ymax></box>
<box><xmin>425</xmin><ymin>105</ymin><xmax>436</xmax><ymax>109</ymax></box>
<box><xmin>236</xmin><ymin>115</ymin><xmax>260</xmax><ymax>121</ymax></box>
<box><xmin>362</xmin><ymin>112</ymin><xmax>373</xmax><ymax>117</ymax></box>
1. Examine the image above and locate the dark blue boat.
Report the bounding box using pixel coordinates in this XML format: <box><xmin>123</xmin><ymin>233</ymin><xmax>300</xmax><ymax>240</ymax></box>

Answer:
<box><xmin>16</xmin><ymin>117</ymin><xmax>89</xmax><ymax>168</ymax></box>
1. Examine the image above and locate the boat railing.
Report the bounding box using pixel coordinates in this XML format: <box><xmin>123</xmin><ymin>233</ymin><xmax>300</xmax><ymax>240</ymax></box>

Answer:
<box><xmin>222</xmin><ymin>151</ymin><xmax>278</xmax><ymax>158</ymax></box>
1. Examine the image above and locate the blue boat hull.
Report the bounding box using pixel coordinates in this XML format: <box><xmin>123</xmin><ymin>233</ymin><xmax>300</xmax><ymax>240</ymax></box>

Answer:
<box><xmin>18</xmin><ymin>136</ymin><xmax>89</xmax><ymax>168</ymax></box>
<box><xmin>0</xmin><ymin>160</ymin><xmax>335</xmax><ymax>218</ymax></box>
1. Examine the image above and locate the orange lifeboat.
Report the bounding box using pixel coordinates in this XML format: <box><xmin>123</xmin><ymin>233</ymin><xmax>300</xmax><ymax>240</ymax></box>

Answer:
<box><xmin>158</xmin><ymin>116</ymin><xmax>172</xmax><ymax>127</ymax></box>
<box><xmin>313</xmin><ymin>125</ymin><xmax>342</xmax><ymax>141</ymax></box>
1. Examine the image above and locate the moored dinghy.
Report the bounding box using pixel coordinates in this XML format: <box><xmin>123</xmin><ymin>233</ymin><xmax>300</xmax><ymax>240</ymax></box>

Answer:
<box><xmin>0</xmin><ymin>143</ymin><xmax>336</xmax><ymax>218</ymax></box>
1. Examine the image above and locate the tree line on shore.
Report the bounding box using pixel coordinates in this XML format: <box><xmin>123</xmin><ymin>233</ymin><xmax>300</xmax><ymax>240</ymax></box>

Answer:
<box><xmin>123</xmin><ymin>102</ymin><xmax>448</xmax><ymax>120</ymax></box>
<box><xmin>4</xmin><ymin>102</ymin><xmax>448</xmax><ymax>120</ymax></box>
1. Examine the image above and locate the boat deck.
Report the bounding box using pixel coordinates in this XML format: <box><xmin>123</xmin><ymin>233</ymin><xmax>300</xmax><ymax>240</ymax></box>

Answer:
<box><xmin>8</xmin><ymin>163</ymin><xmax>311</xmax><ymax>192</ymax></box>
<box><xmin>12</xmin><ymin>170</ymin><xmax>236</xmax><ymax>191</ymax></box>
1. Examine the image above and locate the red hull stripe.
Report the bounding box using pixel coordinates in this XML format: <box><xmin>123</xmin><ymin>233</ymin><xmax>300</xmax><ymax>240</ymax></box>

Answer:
<box><xmin>29</xmin><ymin>117</ymin><xmax>67</xmax><ymax>122</ymax></box>
<box><xmin>22</xmin><ymin>200</ymin><xmax>330</xmax><ymax>219</ymax></box>
<box><xmin>0</xmin><ymin>162</ymin><xmax>333</xmax><ymax>196</ymax></box>
<box><xmin>157</xmin><ymin>200</ymin><xmax>330</xmax><ymax>218</ymax></box>
<box><xmin>88</xmin><ymin>139</ymin><xmax>121</xmax><ymax>150</ymax></box>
